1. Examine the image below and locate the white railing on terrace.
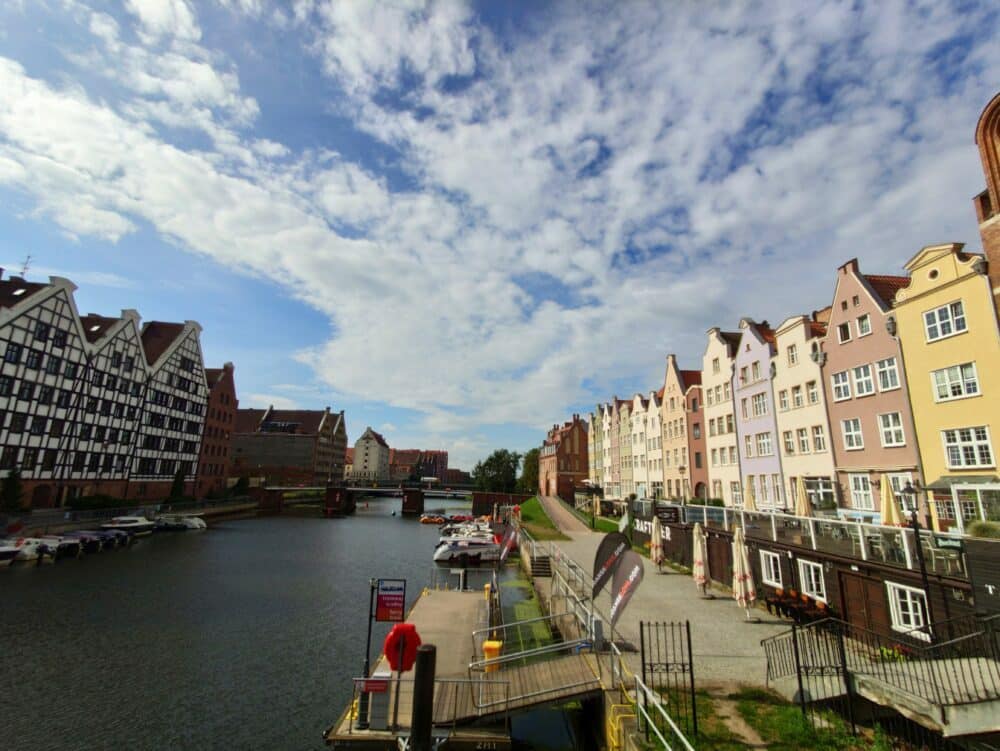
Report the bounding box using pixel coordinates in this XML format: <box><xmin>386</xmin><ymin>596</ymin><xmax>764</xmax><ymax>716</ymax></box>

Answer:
<box><xmin>654</xmin><ymin>503</ymin><xmax>967</xmax><ymax>579</ymax></box>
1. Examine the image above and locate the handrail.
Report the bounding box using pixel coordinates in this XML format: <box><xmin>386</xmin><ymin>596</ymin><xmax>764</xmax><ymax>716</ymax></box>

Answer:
<box><xmin>634</xmin><ymin>676</ymin><xmax>697</xmax><ymax>751</ymax></box>
<box><xmin>468</xmin><ymin>638</ymin><xmax>592</xmax><ymax>671</ymax></box>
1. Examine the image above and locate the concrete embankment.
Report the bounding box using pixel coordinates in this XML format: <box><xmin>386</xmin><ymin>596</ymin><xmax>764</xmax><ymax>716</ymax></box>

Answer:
<box><xmin>19</xmin><ymin>500</ymin><xmax>260</xmax><ymax>535</ymax></box>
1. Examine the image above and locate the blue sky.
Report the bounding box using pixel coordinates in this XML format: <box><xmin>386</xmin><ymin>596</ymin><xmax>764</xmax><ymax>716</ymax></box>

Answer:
<box><xmin>0</xmin><ymin>1</ymin><xmax>997</xmax><ymax>469</ymax></box>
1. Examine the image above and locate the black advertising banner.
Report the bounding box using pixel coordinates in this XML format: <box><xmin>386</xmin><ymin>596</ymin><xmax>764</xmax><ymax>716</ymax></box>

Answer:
<box><xmin>608</xmin><ymin>550</ymin><xmax>644</xmax><ymax>629</ymax></box>
<box><xmin>593</xmin><ymin>532</ymin><xmax>630</xmax><ymax>599</ymax></box>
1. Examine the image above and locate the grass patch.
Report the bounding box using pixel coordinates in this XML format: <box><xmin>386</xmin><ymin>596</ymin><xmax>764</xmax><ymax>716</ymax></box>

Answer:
<box><xmin>519</xmin><ymin>496</ymin><xmax>569</xmax><ymax>540</ymax></box>
<box><xmin>730</xmin><ymin>687</ymin><xmax>864</xmax><ymax>750</ymax></box>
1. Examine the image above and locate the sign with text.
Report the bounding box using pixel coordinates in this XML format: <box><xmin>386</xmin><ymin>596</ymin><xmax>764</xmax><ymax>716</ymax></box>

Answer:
<box><xmin>656</xmin><ymin>506</ymin><xmax>681</xmax><ymax>524</ymax></box>
<box><xmin>375</xmin><ymin>579</ymin><xmax>406</xmax><ymax>622</ymax></box>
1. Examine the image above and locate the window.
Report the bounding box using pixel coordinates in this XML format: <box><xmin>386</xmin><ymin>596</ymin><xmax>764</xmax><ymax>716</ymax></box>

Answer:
<box><xmin>29</xmin><ymin>417</ymin><xmax>46</xmax><ymax>436</ymax></box>
<box><xmin>760</xmin><ymin>551</ymin><xmax>782</xmax><ymax>587</ymax></box>
<box><xmin>842</xmin><ymin>418</ymin><xmax>864</xmax><ymax>450</ymax></box>
<box><xmin>792</xmin><ymin>386</ymin><xmax>803</xmax><ymax>408</ymax></box>
<box><xmin>34</xmin><ymin>322</ymin><xmax>50</xmax><ymax>341</ymax></box>
<box><xmin>797</xmin><ymin>428</ymin><xmax>810</xmax><ymax>453</ymax></box>
<box><xmin>887</xmin><ymin>583</ymin><xmax>929</xmax><ymax>640</ymax></box>
<box><xmin>751</xmin><ymin>393</ymin><xmax>767</xmax><ymax>417</ymax></box>
<box><xmin>16</xmin><ymin>382</ymin><xmax>34</xmax><ymax>401</ymax></box>
<box><xmin>812</xmin><ymin>425</ymin><xmax>827</xmax><ymax>452</ymax></box>
<box><xmin>943</xmin><ymin>427</ymin><xmax>995</xmax><ymax>468</ymax></box>
<box><xmin>53</xmin><ymin>330</ymin><xmax>67</xmax><ymax>347</ymax></box>
<box><xmin>787</xmin><ymin>345</ymin><xmax>798</xmax><ymax>366</ymax></box>
<box><xmin>798</xmin><ymin>560</ymin><xmax>826</xmax><ymax>601</ymax></box>
<box><xmin>853</xmin><ymin>364</ymin><xmax>875</xmax><ymax>396</ymax></box>
<box><xmin>21</xmin><ymin>447</ymin><xmax>38</xmax><ymax>470</ymax></box>
<box><xmin>712</xmin><ymin>358</ymin><xmax>720</xmax><ymax>374</ymax></box>
<box><xmin>783</xmin><ymin>431</ymin><xmax>795</xmax><ymax>454</ymax></box>
<box><xmin>694</xmin><ymin>452</ymin><xmax>702</xmax><ymax>469</ymax></box>
<box><xmin>0</xmin><ymin>376</ymin><xmax>12</xmax><ymax>396</ymax></box>
<box><xmin>888</xmin><ymin>473</ymin><xmax>915</xmax><ymax>511</ymax></box>
<box><xmin>711</xmin><ymin>448</ymin><xmax>718</xmax><ymax>466</ymax></box>
<box><xmin>725</xmin><ymin>414</ymin><xmax>734</xmax><ymax>433</ymax></box>
<box><xmin>744</xmin><ymin>435</ymin><xmax>753</xmax><ymax>457</ymax></box>
<box><xmin>924</xmin><ymin>301</ymin><xmax>967</xmax><ymax>342</ymax></box>
<box><xmin>124</xmin><ymin>355</ymin><xmax>134</xmax><ymax>372</ymax></box>
<box><xmin>731</xmin><ymin>481</ymin><xmax>742</xmax><ymax>506</ymax></box>
<box><xmin>740</xmin><ymin>367</ymin><xmax>748</xmax><ymax>384</ymax></box>
<box><xmin>932</xmin><ymin>363</ymin><xmax>979</xmax><ymax>402</ymax></box>
<box><xmin>693</xmin><ymin>423</ymin><xmax>701</xmax><ymax>439</ymax></box>
<box><xmin>752</xmin><ymin>361</ymin><xmax>761</xmax><ymax>381</ymax></box>
<box><xmin>111</xmin><ymin>352</ymin><xmax>122</xmax><ymax>367</ymax></box>
<box><xmin>45</xmin><ymin>355</ymin><xmax>61</xmax><ymax>375</ymax></box>
<box><xmin>778</xmin><ymin>390</ymin><xmax>788</xmax><ymax>410</ymax></box>
<box><xmin>756</xmin><ymin>432</ymin><xmax>773</xmax><ymax>456</ymax></box>
<box><xmin>57</xmin><ymin>390</ymin><xmax>72</xmax><ymax>408</ymax></box>
<box><xmin>849</xmin><ymin>473</ymin><xmax>874</xmax><ymax>510</ymax></box>
<box><xmin>4</xmin><ymin>343</ymin><xmax>22</xmax><ymax>364</ymax></box>
<box><xmin>837</xmin><ymin>323</ymin><xmax>851</xmax><ymax>343</ymax></box>
<box><xmin>772</xmin><ymin>475</ymin><xmax>782</xmax><ymax>506</ymax></box>
<box><xmin>706</xmin><ymin>390</ymin><xmax>714</xmax><ymax>406</ymax></box>
<box><xmin>38</xmin><ymin>385</ymin><xmax>53</xmax><ymax>405</ymax></box>
<box><xmin>24</xmin><ymin>350</ymin><xmax>42</xmax><ymax>369</ymax></box>
<box><xmin>807</xmin><ymin>381</ymin><xmax>819</xmax><ymax>404</ymax></box>
<box><xmin>64</xmin><ymin>361</ymin><xmax>78</xmax><ymax>379</ymax></box>
<box><xmin>79</xmin><ymin>425</ymin><xmax>92</xmax><ymax>440</ymax></box>
<box><xmin>832</xmin><ymin>371</ymin><xmax>851</xmax><ymax>401</ymax></box>
<box><xmin>50</xmin><ymin>419</ymin><xmax>63</xmax><ymax>438</ymax></box>
<box><xmin>42</xmin><ymin>449</ymin><xmax>57</xmax><ymax>471</ymax></box>
<box><xmin>759</xmin><ymin>476</ymin><xmax>769</xmax><ymax>504</ymax></box>
<box><xmin>741</xmin><ymin>398</ymin><xmax>748</xmax><ymax>419</ymax></box>
<box><xmin>723</xmin><ymin>382</ymin><xmax>730</xmax><ymax>400</ymax></box>
<box><xmin>878</xmin><ymin>412</ymin><xmax>905</xmax><ymax>447</ymax></box>
<box><xmin>876</xmin><ymin>358</ymin><xmax>900</xmax><ymax>391</ymax></box>
<box><xmin>856</xmin><ymin>314</ymin><xmax>872</xmax><ymax>337</ymax></box>
<box><xmin>729</xmin><ymin>446</ymin><xmax>737</xmax><ymax>465</ymax></box>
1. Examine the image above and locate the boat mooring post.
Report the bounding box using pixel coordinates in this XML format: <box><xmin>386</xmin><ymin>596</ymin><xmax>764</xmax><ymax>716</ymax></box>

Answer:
<box><xmin>410</xmin><ymin>645</ymin><xmax>436</xmax><ymax>751</ymax></box>
<box><xmin>357</xmin><ymin>578</ymin><xmax>377</xmax><ymax>729</ymax></box>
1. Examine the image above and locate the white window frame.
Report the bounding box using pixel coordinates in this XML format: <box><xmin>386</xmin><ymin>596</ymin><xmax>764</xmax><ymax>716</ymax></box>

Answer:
<box><xmin>744</xmin><ymin>434</ymin><xmax>753</xmax><ymax>458</ymax></box>
<box><xmin>832</xmin><ymin>371</ymin><xmax>851</xmax><ymax>401</ymax></box>
<box><xmin>837</xmin><ymin>322</ymin><xmax>852</xmax><ymax>344</ymax></box>
<box><xmin>797</xmin><ymin>428</ymin><xmax>810</xmax><ymax>454</ymax></box>
<box><xmin>887</xmin><ymin>473</ymin><xmax>915</xmax><ymax>511</ymax></box>
<box><xmin>760</xmin><ymin>551</ymin><xmax>782</xmax><ymax>587</ymax></box>
<box><xmin>783</xmin><ymin>431</ymin><xmax>795</xmax><ymax>454</ymax></box>
<box><xmin>856</xmin><ymin>313</ymin><xmax>872</xmax><ymax>337</ymax></box>
<box><xmin>878</xmin><ymin>412</ymin><xmax>906</xmax><ymax>448</ymax></box>
<box><xmin>942</xmin><ymin>426</ymin><xmax>995</xmax><ymax>469</ymax></box>
<box><xmin>807</xmin><ymin>381</ymin><xmax>819</xmax><ymax>404</ymax></box>
<box><xmin>849</xmin><ymin>473</ymin><xmax>874</xmax><ymax>510</ymax></box>
<box><xmin>751</xmin><ymin>393</ymin><xmax>767</xmax><ymax>417</ymax></box>
<box><xmin>853</xmin><ymin>364</ymin><xmax>875</xmax><ymax>397</ymax></box>
<box><xmin>932</xmin><ymin>362</ymin><xmax>980</xmax><ymax>403</ymax></box>
<box><xmin>756</xmin><ymin>432</ymin><xmax>773</xmax><ymax>456</ymax></box>
<box><xmin>924</xmin><ymin>300</ymin><xmax>967</xmax><ymax>343</ymax></box>
<box><xmin>730</xmin><ymin>481</ymin><xmax>742</xmax><ymax>506</ymax></box>
<box><xmin>876</xmin><ymin>357</ymin><xmax>900</xmax><ymax>392</ymax></box>
<box><xmin>792</xmin><ymin>385</ymin><xmax>803</xmax><ymax>408</ymax></box>
<box><xmin>798</xmin><ymin>560</ymin><xmax>827</xmax><ymax>602</ymax></box>
<box><xmin>787</xmin><ymin>345</ymin><xmax>798</xmax><ymax>366</ymax></box>
<box><xmin>842</xmin><ymin>418</ymin><xmax>864</xmax><ymax>450</ymax></box>
<box><xmin>778</xmin><ymin>390</ymin><xmax>789</xmax><ymax>411</ymax></box>
<box><xmin>812</xmin><ymin>425</ymin><xmax>827</xmax><ymax>452</ymax></box>
<box><xmin>887</xmin><ymin>582</ymin><xmax>930</xmax><ymax>641</ymax></box>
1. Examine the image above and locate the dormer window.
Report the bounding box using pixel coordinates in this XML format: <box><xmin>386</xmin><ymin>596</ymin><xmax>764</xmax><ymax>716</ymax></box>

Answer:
<box><xmin>837</xmin><ymin>323</ymin><xmax>851</xmax><ymax>343</ymax></box>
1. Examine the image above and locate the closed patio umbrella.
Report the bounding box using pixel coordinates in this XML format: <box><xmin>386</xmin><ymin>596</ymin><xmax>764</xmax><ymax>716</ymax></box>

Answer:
<box><xmin>692</xmin><ymin>522</ymin><xmax>711</xmax><ymax>597</ymax></box>
<box><xmin>732</xmin><ymin>526</ymin><xmax>758</xmax><ymax>621</ymax></box>
<box><xmin>650</xmin><ymin>515</ymin><xmax>664</xmax><ymax>572</ymax></box>
<box><xmin>795</xmin><ymin>477</ymin><xmax>812</xmax><ymax>518</ymax></box>
<box><xmin>880</xmin><ymin>475</ymin><xmax>905</xmax><ymax>527</ymax></box>
<box><xmin>743</xmin><ymin>478</ymin><xmax>757</xmax><ymax>512</ymax></box>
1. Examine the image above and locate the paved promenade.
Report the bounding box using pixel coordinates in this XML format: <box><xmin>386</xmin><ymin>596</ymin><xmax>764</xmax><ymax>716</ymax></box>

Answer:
<box><xmin>537</xmin><ymin>495</ymin><xmax>788</xmax><ymax>687</ymax></box>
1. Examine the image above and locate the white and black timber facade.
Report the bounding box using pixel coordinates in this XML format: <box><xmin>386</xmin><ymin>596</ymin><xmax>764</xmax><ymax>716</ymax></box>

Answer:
<box><xmin>0</xmin><ymin>271</ymin><xmax>214</xmax><ymax>507</ymax></box>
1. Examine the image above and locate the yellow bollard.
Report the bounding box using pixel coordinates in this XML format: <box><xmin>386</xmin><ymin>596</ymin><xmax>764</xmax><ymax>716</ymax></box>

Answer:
<box><xmin>484</xmin><ymin>583</ymin><xmax>491</xmax><ymax>601</ymax></box>
<box><xmin>483</xmin><ymin>640</ymin><xmax>502</xmax><ymax>673</ymax></box>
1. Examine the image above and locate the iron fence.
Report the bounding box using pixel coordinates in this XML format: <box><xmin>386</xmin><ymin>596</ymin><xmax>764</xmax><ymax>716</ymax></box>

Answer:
<box><xmin>639</xmin><ymin>621</ymin><xmax>698</xmax><ymax>738</ymax></box>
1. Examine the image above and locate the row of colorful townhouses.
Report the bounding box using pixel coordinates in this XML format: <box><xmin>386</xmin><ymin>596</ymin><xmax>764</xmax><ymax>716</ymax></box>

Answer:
<box><xmin>0</xmin><ymin>270</ymin><xmax>240</xmax><ymax>508</ymax></box>
<box><xmin>584</xmin><ymin>91</ymin><xmax>1000</xmax><ymax>535</ymax></box>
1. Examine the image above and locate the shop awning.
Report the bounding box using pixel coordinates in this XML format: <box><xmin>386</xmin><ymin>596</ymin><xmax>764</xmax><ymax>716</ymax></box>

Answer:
<box><xmin>923</xmin><ymin>474</ymin><xmax>999</xmax><ymax>491</ymax></box>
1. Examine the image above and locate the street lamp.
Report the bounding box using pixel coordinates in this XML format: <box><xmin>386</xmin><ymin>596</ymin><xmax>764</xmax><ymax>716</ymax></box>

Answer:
<box><xmin>903</xmin><ymin>481</ymin><xmax>935</xmax><ymax>641</ymax></box>
<box><xmin>678</xmin><ymin>466</ymin><xmax>687</xmax><ymax>506</ymax></box>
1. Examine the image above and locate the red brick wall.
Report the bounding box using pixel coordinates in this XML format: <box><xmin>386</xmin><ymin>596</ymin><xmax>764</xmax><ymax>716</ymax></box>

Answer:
<box><xmin>197</xmin><ymin>365</ymin><xmax>238</xmax><ymax>498</ymax></box>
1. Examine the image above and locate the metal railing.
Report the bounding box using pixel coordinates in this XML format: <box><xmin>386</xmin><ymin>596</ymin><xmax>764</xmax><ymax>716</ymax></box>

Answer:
<box><xmin>656</xmin><ymin>502</ymin><xmax>968</xmax><ymax>578</ymax></box>
<box><xmin>762</xmin><ymin>614</ymin><xmax>1000</xmax><ymax>711</ymax></box>
<box><xmin>633</xmin><ymin>676</ymin><xmax>697</xmax><ymax>751</ymax></box>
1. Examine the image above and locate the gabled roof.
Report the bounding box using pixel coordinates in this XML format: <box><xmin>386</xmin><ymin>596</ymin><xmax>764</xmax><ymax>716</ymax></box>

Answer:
<box><xmin>863</xmin><ymin>274</ymin><xmax>909</xmax><ymax>306</ymax></box>
<box><xmin>680</xmin><ymin>369</ymin><xmax>701</xmax><ymax>386</ymax></box>
<box><xmin>361</xmin><ymin>427</ymin><xmax>389</xmax><ymax>447</ymax></box>
<box><xmin>141</xmin><ymin>321</ymin><xmax>187</xmax><ymax>365</ymax></box>
<box><xmin>205</xmin><ymin>368</ymin><xmax>224</xmax><ymax>387</ymax></box>
<box><xmin>0</xmin><ymin>276</ymin><xmax>48</xmax><ymax>310</ymax></box>
<box><xmin>79</xmin><ymin>314</ymin><xmax>119</xmax><ymax>343</ymax></box>
<box><xmin>235</xmin><ymin>408</ymin><xmax>267</xmax><ymax>433</ymax></box>
<box><xmin>268</xmin><ymin>409</ymin><xmax>330</xmax><ymax>434</ymax></box>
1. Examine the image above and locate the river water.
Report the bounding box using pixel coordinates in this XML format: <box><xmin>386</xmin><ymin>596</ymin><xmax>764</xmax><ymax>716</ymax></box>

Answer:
<box><xmin>0</xmin><ymin>499</ymin><xmax>593</xmax><ymax>750</ymax></box>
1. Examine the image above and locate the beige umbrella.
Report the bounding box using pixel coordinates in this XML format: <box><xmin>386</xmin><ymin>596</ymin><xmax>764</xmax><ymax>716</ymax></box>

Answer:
<box><xmin>692</xmin><ymin>522</ymin><xmax>711</xmax><ymax>597</ymax></box>
<box><xmin>880</xmin><ymin>475</ymin><xmax>905</xmax><ymax>526</ymax></box>
<box><xmin>732</xmin><ymin>526</ymin><xmax>758</xmax><ymax>621</ymax></box>
<box><xmin>743</xmin><ymin>477</ymin><xmax>758</xmax><ymax>512</ymax></box>
<box><xmin>795</xmin><ymin>477</ymin><xmax>812</xmax><ymax>518</ymax></box>
<box><xmin>650</xmin><ymin>515</ymin><xmax>665</xmax><ymax>571</ymax></box>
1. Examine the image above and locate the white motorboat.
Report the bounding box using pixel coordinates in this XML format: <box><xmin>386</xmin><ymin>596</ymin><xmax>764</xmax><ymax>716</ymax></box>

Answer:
<box><xmin>0</xmin><ymin>543</ymin><xmax>20</xmax><ymax>567</ymax></box>
<box><xmin>38</xmin><ymin>535</ymin><xmax>83</xmax><ymax>559</ymax></box>
<box><xmin>0</xmin><ymin>537</ymin><xmax>53</xmax><ymax>563</ymax></box>
<box><xmin>101</xmin><ymin>516</ymin><xmax>155</xmax><ymax>536</ymax></box>
<box><xmin>155</xmin><ymin>514</ymin><xmax>207</xmax><ymax>531</ymax></box>
<box><xmin>433</xmin><ymin>536</ymin><xmax>503</xmax><ymax>564</ymax></box>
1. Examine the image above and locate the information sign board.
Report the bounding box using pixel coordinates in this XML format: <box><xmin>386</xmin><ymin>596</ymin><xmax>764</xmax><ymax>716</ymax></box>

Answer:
<box><xmin>375</xmin><ymin>578</ymin><xmax>406</xmax><ymax>622</ymax></box>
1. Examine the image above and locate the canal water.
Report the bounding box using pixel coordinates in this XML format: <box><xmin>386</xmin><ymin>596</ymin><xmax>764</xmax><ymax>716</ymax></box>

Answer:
<box><xmin>0</xmin><ymin>499</ymin><xmax>594</xmax><ymax>750</ymax></box>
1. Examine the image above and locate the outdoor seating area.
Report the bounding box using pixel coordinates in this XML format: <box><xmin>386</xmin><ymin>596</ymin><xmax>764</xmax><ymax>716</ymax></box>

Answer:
<box><xmin>765</xmin><ymin>588</ymin><xmax>831</xmax><ymax>624</ymax></box>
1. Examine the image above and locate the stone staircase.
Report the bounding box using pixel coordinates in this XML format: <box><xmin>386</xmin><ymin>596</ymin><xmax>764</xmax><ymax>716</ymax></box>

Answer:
<box><xmin>531</xmin><ymin>554</ymin><xmax>552</xmax><ymax>578</ymax></box>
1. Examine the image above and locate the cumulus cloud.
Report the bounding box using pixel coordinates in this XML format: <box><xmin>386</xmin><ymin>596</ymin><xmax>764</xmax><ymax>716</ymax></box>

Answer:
<box><xmin>0</xmin><ymin>0</ymin><xmax>997</xmax><ymax>465</ymax></box>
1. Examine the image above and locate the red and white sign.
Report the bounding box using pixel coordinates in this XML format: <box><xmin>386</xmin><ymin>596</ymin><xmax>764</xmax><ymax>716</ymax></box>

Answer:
<box><xmin>355</xmin><ymin>678</ymin><xmax>389</xmax><ymax>693</ymax></box>
<box><xmin>375</xmin><ymin>579</ymin><xmax>406</xmax><ymax>622</ymax></box>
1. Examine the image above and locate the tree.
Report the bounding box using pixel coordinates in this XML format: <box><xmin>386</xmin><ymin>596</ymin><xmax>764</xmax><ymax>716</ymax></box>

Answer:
<box><xmin>517</xmin><ymin>448</ymin><xmax>540</xmax><ymax>495</ymax></box>
<box><xmin>1</xmin><ymin>467</ymin><xmax>24</xmax><ymax>512</ymax></box>
<box><xmin>471</xmin><ymin>449</ymin><xmax>522</xmax><ymax>493</ymax></box>
<box><xmin>169</xmin><ymin>467</ymin><xmax>186</xmax><ymax>499</ymax></box>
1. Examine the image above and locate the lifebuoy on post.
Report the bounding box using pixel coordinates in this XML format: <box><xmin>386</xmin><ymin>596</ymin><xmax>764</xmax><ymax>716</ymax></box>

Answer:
<box><xmin>384</xmin><ymin>623</ymin><xmax>421</xmax><ymax>672</ymax></box>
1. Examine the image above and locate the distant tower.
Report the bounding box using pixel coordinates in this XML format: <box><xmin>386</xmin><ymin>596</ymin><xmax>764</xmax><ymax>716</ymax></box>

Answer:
<box><xmin>973</xmin><ymin>91</ymin><xmax>1000</xmax><ymax>300</ymax></box>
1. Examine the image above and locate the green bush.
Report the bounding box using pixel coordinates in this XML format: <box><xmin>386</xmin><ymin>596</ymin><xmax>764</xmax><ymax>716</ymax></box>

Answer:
<box><xmin>967</xmin><ymin>520</ymin><xmax>1000</xmax><ymax>539</ymax></box>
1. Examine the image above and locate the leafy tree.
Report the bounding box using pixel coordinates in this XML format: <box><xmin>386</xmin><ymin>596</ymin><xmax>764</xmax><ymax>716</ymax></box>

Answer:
<box><xmin>472</xmin><ymin>449</ymin><xmax>522</xmax><ymax>493</ymax></box>
<box><xmin>1</xmin><ymin>467</ymin><xmax>24</xmax><ymax>512</ymax></box>
<box><xmin>517</xmin><ymin>448</ymin><xmax>540</xmax><ymax>495</ymax></box>
<box><xmin>169</xmin><ymin>468</ymin><xmax>186</xmax><ymax>499</ymax></box>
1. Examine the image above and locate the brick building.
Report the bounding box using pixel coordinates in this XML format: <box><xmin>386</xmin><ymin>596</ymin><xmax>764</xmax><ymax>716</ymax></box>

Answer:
<box><xmin>350</xmin><ymin>426</ymin><xmax>390</xmax><ymax>484</ymax></box>
<box><xmin>231</xmin><ymin>406</ymin><xmax>347</xmax><ymax>486</ymax></box>
<box><xmin>197</xmin><ymin>362</ymin><xmax>237</xmax><ymax>497</ymax></box>
<box><xmin>538</xmin><ymin>414</ymin><xmax>588</xmax><ymax>501</ymax></box>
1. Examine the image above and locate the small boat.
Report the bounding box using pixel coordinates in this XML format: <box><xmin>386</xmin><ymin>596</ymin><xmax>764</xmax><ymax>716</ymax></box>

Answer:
<box><xmin>104</xmin><ymin>529</ymin><xmax>133</xmax><ymax>547</ymax></box>
<box><xmin>155</xmin><ymin>514</ymin><xmax>207</xmax><ymax>531</ymax></box>
<box><xmin>420</xmin><ymin>515</ymin><xmax>447</xmax><ymax>524</ymax></box>
<box><xmin>87</xmin><ymin>530</ymin><xmax>122</xmax><ymax>550</ymax></box>
<box><xmin>433</xmin><ymin>536</ymin><xmax>503</xmax><ymax>564</ymax></box>
<box><xmin>0</xmin><ymin>543</ymin><xmax>20</xmax><ymax>567</ymax></box>
<box><xmin>0</xmin><ymin>537</ymin><xmax>53</xmax><ymax>564</ymax></box>
<box><xmin>102</xmin><ymin>516</ymin><xmax>155</xmax><ymax>537</ymax></box>
<box><xmin>37</xmin><ymin>536</ymin><xmax>83</xmax><ymax>559</ymax></box>
<box><xmin>61</xmin><ymin>530</ymin><xmax>104</xmax><ymax>554</ymax></box>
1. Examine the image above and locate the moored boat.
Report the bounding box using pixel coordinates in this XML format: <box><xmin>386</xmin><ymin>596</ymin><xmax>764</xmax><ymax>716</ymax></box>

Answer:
<box><xmin>61</xmin><ymin>530</ymin><xmax>104</xmax><ymax>554</ymax></box>
<box><xmin>0</xmin><ymin>543</ymin><xmax>20</xmax><ymax>567</ymax></box>
<box><xmin>102</xmin><ymin>516</ymin><xmax>155</xmax><ymax>537</ymax></box>
<box><xmin>38</xmin><ymin>536</ymin><xmax>83</xmax><ymax>559</ymax></box>
<box><xmin>155</xmin><ymin>514</ymin><xmax>207</xmax><ymax>531</ymax></box>
<box><xmin>432</xmin><ymin>535</ymin><xmax>503</xmax><ymax>564</ymax></box>
<box><xmin>0</xmin><ymin>537</ymin><xmax>53</xmax><ymax>563</ymax></box>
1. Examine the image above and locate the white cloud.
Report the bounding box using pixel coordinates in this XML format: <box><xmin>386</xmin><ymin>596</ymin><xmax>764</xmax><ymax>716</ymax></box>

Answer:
<box><xmin>0</xmin><ymin>0</ymin><xmax>998</xmax><ymax>467</ymax></box>
<box><xmin>124</xmin><ymin>0</ymin><xmax>201</xmax><ymax>43</ymax></box>
<box><xmin>243</xmin><ymin>393</ymin><xmax>299</xmax><ymax>410</ymax></box>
